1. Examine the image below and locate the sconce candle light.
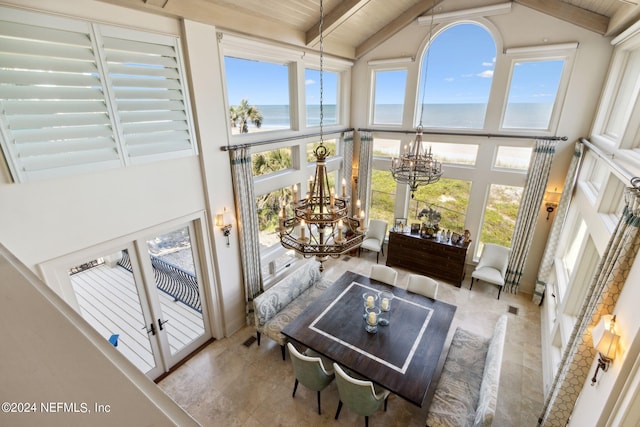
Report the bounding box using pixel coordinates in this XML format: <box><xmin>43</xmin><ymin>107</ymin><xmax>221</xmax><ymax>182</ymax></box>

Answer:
<box><xmin>544</xmin><ymin>188</ymin><xmax>562</xmax><ymax>220</ymax></box>
<box><xmin>216</xmin><ymin>207</ymin><xmax>233</xmax><ymax>246</ymax></box>
<box><xmin>591</xmin><ymin>314</ymin><xmax>620</xmax><ymax>385</ymax></box>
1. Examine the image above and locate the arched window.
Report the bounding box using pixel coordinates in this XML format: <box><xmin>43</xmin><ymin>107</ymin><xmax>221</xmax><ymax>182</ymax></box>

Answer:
<box><xmin>417</xmin><ymin>23</ymin><xmax>496</xmax><ymax>129</ymax></box>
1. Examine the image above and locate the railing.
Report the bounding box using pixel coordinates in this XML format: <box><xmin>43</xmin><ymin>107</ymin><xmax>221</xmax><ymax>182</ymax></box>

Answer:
<box><xmin>118</xmin><ymin>250</ymin><xmax>202</xmax><ymax>313</ymax></box>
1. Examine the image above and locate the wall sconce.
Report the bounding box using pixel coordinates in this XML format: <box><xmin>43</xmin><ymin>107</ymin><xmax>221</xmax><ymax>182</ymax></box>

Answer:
<box><xmin>544</xmin><ymin>188</ymin><xmax>562</xmax><ymax>220</ymax></box>
<box><xmin>215</xmin><ymin>207</ymin><xmax>233</xmax><ymax>246</ymax></box>
<box><xmin>591</xmin><ymin>314</ymin><xmax>620</xmax><ymax>385</ymax></box>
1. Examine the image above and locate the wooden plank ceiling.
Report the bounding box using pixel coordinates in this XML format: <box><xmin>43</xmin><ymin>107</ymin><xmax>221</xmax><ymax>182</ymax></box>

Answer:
<box><xmin>99</xmin><ymin>0</ymin><xmax>640</xmax><ymax>58</ymax></box>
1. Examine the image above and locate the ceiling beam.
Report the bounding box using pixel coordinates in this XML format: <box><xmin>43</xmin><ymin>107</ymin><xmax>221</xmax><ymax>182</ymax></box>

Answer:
<box><xmin>305</xmin><ymin>0</ymin><xmax>371</xmax><ymax>47</ymax></box>
<box><xmin>514</xmin><ymin>0</ymin><xmax>609</xmax><ymax>35</ymax></box>
<box><xmin>354</xmin><ymin>0</ymin><xmax>445</xmax><ymax>60</ymax></box>
<box><xmin>606</xmin><ymin>2</ymin><xmax>640</xmax><ymax>37</ymax></box>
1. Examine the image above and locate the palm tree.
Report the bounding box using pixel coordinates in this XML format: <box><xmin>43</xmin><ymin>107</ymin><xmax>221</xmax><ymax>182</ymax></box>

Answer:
<box><xmin>229</xmin><ymin>99</ymin><xmax>263</xmax><ymax>133</ymax></box>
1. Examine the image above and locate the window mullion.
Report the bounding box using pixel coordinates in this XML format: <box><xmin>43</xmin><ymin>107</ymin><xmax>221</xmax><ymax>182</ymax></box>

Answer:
<box><xmin>91</xmin><ymin>23</ymin><xmax>129</xmax><ymax>166</ymax></box>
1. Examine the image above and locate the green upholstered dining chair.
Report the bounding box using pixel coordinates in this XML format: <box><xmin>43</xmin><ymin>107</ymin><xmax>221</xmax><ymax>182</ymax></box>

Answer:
<box><xmin>287</xmin><ymin>342</ymin><xmax>335</xmax><ymax>415</ymax></box>
<box><xmin>369</xmin><ymin>264</ymin><xmax>398</xmax><ymax>287</ymax></box>
<box><xmin>406</xmin><ymin>274</ymin><xmax>439</xmax><ymax>299</ymax></box>
<box><xmin>333</xmin><ymin>363</ymin><xmax>390</xmax><ymax>427</ymax></box>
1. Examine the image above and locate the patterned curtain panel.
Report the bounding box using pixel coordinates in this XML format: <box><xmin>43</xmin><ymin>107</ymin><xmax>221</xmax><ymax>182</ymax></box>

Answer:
<box><xmin>539</xmin><ymin>182</ymin><xmax>640</xmax><ymax>426</ymax></box>
<box><xmin>342</xmin><ymin>130</ymin><xmax>354</xmax><ymax>201</ymax></box>
<box><xmin>357</xmin><ymin>131</ymin><xmax>373</xmax><ymax>218</ymax></box>
<box><xmin>504</xmin><ymin>139</ymin><xmax>557</xmax><ymax>293</ymax></box>
<box><xmin>229</xmin><ymin>147</ymin><xmax>263</xmax><ymax>325</ymax></box>
<box><xmin>533</xmin><ymin>141</ymin><xmax>585</xmax><ymax>304</ymax></box>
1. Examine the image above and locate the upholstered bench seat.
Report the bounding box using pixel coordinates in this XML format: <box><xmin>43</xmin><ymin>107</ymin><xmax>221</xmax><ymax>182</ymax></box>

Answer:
<box><xmin>253</xmin><ymin>260</ymin><xmax>331</xmax><ymax>359</ymax></box>
<box><xmin>426</xmin><ymin>314</ymin><xmax>508</xmax><ymax>427</ymax></box>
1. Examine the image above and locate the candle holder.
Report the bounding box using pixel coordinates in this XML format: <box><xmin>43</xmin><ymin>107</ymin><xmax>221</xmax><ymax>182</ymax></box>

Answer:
<box><xmin>362</xmin><ymin>292</ymin><xmax>378</xmax><ymax>312</ymax></box>
<box><xmin>378</xmin><ymin>291</ymin><xmax>393</xmax><ymax>326</ymax></box>
<box><xmin>365</xmin><ymin>306</ymin><xmax>380</xmax><ymax>334</ymax></box>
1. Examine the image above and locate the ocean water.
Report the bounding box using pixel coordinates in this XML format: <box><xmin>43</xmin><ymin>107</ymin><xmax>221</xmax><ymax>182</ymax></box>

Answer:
<box><xmin>253</xmin><ymin>103</ymin><xmax>552</xmax><ymax>130</ymax></box>
<box><xmin>254</xmin><ymin>105</ymin><xmax>337</xmax><ymax>128</ymax></box>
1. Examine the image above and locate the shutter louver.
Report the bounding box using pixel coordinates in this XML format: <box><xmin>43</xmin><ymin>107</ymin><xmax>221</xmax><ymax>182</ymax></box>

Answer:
<box><xmin>0</xmin><ymin>20</ymin><xmax>120</xmax><ymax>181</ymax></box>
<box><xmin>0</xmin><ymin>9</ymin><xmax>197</xmax><ymax>182</ymax></box>
<box><xmin>102</xmin><ymin>36</ymin><xmax>193</xmax><ymax>159</ymax></box>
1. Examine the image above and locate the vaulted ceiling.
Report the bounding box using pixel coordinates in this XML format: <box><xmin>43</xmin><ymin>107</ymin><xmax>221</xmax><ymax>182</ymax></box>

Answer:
<box><xmin>100</xmin><ymin>0</ymin><xmax>640</xmax><ymax>58</ymax></box>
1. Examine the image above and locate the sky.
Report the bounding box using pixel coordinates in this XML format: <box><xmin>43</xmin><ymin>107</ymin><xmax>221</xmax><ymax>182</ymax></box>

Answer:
<box><xmin>225</xmin><ymin>23</ymin><xmax>563</xmax><ymax>107</ymax></box>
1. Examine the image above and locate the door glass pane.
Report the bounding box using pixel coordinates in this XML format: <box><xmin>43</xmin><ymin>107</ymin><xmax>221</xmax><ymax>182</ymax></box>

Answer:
<box><xmin>69</xmin><ymin>249</ymin><xmax>157</xmax><ymax>374</ymax></box>
<box><xmin>146</xmin><ymin>227</ymin><xmax>205</xmax><ymax>356</ymax></box>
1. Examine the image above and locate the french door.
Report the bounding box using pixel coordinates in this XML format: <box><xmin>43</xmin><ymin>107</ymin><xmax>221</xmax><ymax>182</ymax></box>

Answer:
<box><xmin>67</xmin><ymin>223</ymin><xmax>210</xmax><ymax>380</ymax></box>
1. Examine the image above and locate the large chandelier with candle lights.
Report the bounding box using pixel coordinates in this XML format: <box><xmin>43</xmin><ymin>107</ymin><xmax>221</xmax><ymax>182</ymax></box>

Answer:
<box><xmin>390</xmin><ymin>1</ymin><xmax>442</xmax><ymax>198</ymax></box>
<box><xmin>278</xmin><ymin>0</ymin><xmax>364</xmax><ymax>271</ymax></box>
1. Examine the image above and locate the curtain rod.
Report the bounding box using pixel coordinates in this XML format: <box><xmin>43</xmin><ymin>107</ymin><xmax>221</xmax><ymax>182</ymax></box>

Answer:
<box><xmin>358</xmin><ymin>128</ymin><xmax>567</xmax><ymax>141</ymax></box>
<box><xmin>220</xmin><ymin>128</ymin><xmax>354</xmax><ymax>151</ymax></box>
<box><xmin>579</xmin><ymin>137</ymin><xmax>636</xmax><ymax>183</ymax></box>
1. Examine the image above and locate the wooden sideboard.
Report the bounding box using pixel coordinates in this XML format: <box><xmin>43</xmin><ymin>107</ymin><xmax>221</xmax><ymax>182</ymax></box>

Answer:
<box><xmin>386</xmin><ymin>232</ymin><xmax>468</xmax><ymax>287</ymax></box>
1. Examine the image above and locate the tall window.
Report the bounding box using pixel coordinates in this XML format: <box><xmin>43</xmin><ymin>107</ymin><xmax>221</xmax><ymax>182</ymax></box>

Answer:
<box><xmin>477</xmin><ymin>184</ymin><xmax>523</xmax><ymax>257</ymax></box>
<box><xmin>409</xmin><ymin>178</ymin><xmax>472</xmax><ymax>232</ymax></box>
<box><xmin>502</xmin><ymin>60</ymin><xmax>564</xmax><ymax>129</ymax></box>
<box><xmin>252</xmin><ymin>147</ymin><xmax>293</xmax><ymax>177</ymax></box>
<box><xmin>417</xmin><ymin>23</ymin><xmax>496</xmax><ymax>129</ymax></box>
<box><xmin>224</xmin><ymin>56</ymin><xmax>291</xmax><ymax>134</ymax></box>
<box><xmin>370</xmin><ymin>170</ymin><xmax>396</xmax><ymax>228</ymax></box>
<box><xmin>305</xmin><ymin>69</ymin><xmax>338</xmax><ymax>127</ymax></box>
<box><xmin>494</xmin><ymin>146</ymin><xmax>532</xmax><ymax>170</ymax></box>
<box><xmin>373</xmin><ymin>70</ymin><xmax>407</xmax><ymax>125</ymax></box>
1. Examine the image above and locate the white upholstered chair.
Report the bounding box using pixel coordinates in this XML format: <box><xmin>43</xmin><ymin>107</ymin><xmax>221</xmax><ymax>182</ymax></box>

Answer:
<box><xmin>359</xmin><ymin>219</ymin><xmax>388</xmax><ymax>263</ymax></box>
<box><xmin>287</xmin><ymin>342</ymin><xmax>335</xmax><ymax>415</ymax></box>
<box><xmin>406</xmin><ymin>274</ymin><xmax>439</xmax><ymax>299</ymax></box>
<box><xmin>333</xmin><ymin>363</ymin><xmax>390</xmax><ymax>427</ymax></box>
<box><xmin>470</xmin><ymin>243</ymin><xmax>511</xmax><ymax>299</ymax></box>
<box><xmin>369</xmin><ymin>265</ymin><xmax>397</xmax><ymax>286</ymax></box>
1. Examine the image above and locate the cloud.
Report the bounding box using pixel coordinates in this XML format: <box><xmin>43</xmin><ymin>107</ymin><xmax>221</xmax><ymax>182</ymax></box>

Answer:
<box><xmin>482</xmin><ymin>62</ymin><xmax>493</xmax><ymax>67</ymax></box>
<box><xmin>305</xmin><ymin>79</ymin><xmax>315</xmax><ymax>85</ymax></box>
<box><xmin>478</xmin><ymin>70</ymin><xmax>493</xmax><ymax>78</ymax></box>
<box><xmin>445</xmin><ymin>77</ymin><xmax>454</xmax><ymax>82</ymax></box>
<box><xmin>532</xmin><ymin>93</ymin><xmax>553</xmax><ymax>97</ymax></box>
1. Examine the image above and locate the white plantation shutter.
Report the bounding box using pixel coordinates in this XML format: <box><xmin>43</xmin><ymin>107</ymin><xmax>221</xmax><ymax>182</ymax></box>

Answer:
<box><xmin>100</xmin><ymin>29</ymin><xmax>194</xmax><ymax>160</ymax></box>
<box><xmin>0</xmin><ymin>7</ymin><xmax>196</xmax><ymax>182</ymax></box>
<box><xmin>0</xmin><ymin>18</ymin><xmax>121</xmax><ymax>181</ymax></box>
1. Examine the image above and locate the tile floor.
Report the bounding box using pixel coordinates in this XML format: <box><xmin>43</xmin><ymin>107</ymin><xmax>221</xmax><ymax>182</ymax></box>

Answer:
<box><xmin>158</xmin><ymin>251</ymin><xmax>544</xmax><ymax>426</ymax></box>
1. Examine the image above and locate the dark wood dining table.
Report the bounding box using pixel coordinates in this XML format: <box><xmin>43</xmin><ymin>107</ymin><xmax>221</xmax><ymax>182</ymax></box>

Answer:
<box><xmin>281</xmin><ymin>270</ymin><xmax>457</xmax><ymax>407</ymax></box>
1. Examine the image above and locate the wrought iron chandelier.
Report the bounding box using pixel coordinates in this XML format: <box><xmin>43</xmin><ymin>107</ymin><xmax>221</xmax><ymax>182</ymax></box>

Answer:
<box><xmin>390</xmin><ymin>126</ymin><xmax>442</xmax><ymax>197</ymax></box>
<box><xmin>390</xmin><ymin>1</ymin><xmax>442</xmax><ymax>198</ymax></box>
<box><xmin>278</xmin><ymin>0</ymin><xmax>364</xmax><ymax>271</ymax></box>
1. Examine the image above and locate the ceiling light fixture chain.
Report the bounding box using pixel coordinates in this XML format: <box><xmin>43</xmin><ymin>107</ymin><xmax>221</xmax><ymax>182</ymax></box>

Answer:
<box><xmin>278</xmin><ymin>0</ymin><xmax>364</xmax><ymax>271</ymax></box>
<box><xmin>390</xmin><ymin>0</ymin><xmax>442</xmax><ymax>198</ymax></box>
